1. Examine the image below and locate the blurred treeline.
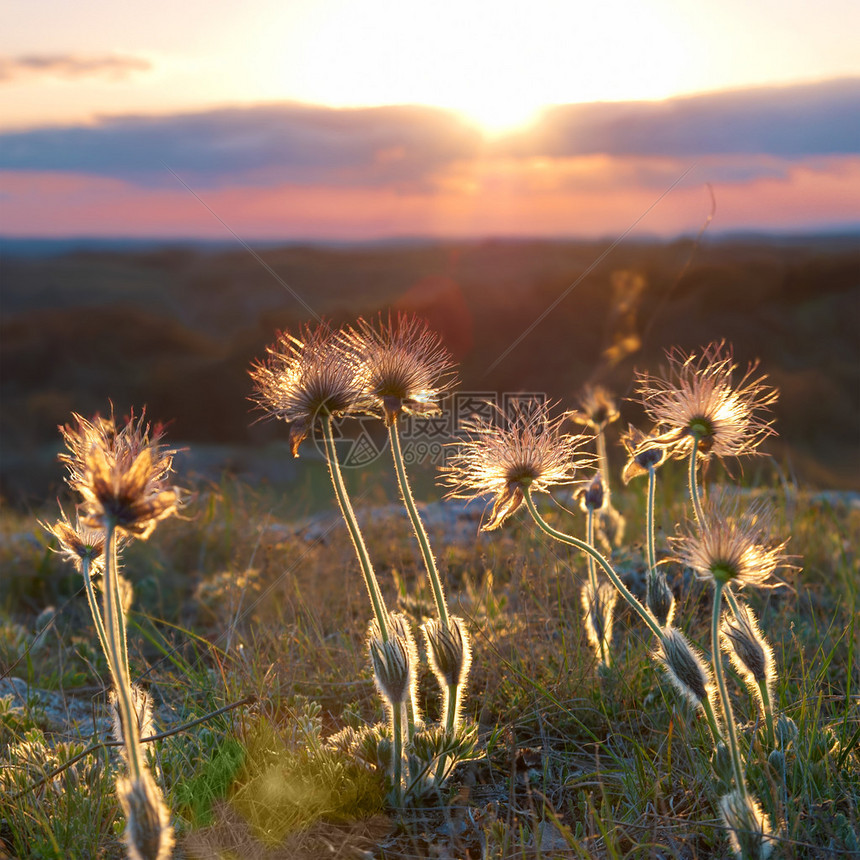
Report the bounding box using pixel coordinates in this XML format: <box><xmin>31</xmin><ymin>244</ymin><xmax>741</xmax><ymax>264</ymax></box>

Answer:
<box><xmin>2</xmin><ymin>235</ymin><xmax>858</xmax><ymax>504</ymax></box>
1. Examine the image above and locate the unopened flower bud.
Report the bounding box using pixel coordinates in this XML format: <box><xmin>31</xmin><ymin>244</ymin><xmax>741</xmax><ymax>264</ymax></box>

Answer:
<box><xmin>369</xmin><ymin>635</ymin><xmax>411</xmax><ymax>706</ymax></box>
<box><xmin>423</xmin><ymin>616</ymin><xmax>471</xmax><ymax>688</ymax></box>
<box><xmin>577</xmin><ymin>473</ymin><xmax>606</xmax><ymax>512</ymax></box>
<box><xmin>646</xmin><ymin>568</ymin><xmax>675</xmax><ymax>628</ymax></box>
<box><xmin>721</xmin><ymin>603</ymin><xmax>774</xmax><ymax>689</ymax></box>
<box><xmin>719</xmin><ymin>789</ymin><xmax>774</xmax><ymax>860</ymax></box>
<box><xmin>117</xmin><ymin>770</ymin><xmax>174</xmax><ymax>860</ymax></box>
<box><xmin>656</xmin><ymin>627</ymin><xmax>713</xmax><ymax>708</ymax></box>
<box><xmin>581</xmin><ymin>580</ymin><xmax>617</xmax><ymax>668</ymax></box>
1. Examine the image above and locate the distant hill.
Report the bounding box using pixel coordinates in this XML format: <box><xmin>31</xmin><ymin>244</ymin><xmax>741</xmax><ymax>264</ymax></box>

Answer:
<box><xmin>2</xmin><ymin>235</ymin><xmax>858</xmax><ymax>503</ymax></box>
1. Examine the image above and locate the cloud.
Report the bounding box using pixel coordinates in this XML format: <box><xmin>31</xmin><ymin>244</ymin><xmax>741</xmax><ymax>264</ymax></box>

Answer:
<box><xmin>0</xmin><ymin>54</ymin><xmax>152</xmax><ymax>83</ymax></box>
<box><xmin>0</xmin><ymin>103</ymin><xmax>482</xmax><ymax>190</ymax></box>
<box><xmin>516</xmin><ymin>77</ymin><xmax>860</xmax><ymax>159</ymax></box>
<box><xmin>0</xmin><ymin>78</ymin><xmax>857</xmax><ymax>193</ymax></box>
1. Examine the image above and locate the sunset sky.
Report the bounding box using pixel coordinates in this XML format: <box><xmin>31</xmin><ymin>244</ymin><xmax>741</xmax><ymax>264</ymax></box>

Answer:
<box><xmin>2</xmin><ymin>0</ymin><xmax>859</xmax><ymax>239</ymax></box>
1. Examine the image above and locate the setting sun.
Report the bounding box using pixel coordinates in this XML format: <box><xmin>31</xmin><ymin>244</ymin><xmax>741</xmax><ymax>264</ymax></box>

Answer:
<box><xmin>264</xmin><ymin>0</ymin><xmax>692</xmax><ymax>134</ymax></box>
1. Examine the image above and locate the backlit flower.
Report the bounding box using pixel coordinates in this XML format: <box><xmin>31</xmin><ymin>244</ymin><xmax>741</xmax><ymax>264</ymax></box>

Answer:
<box><xmin>620</xmin><ymin>424</ymin><xmax>667</xmax><ymax>484</ymax></box>
<box><xmin>41</xmin><ymin>506</ymin><xmax>107</xmax><ymax>574</ymax></box>
<box><xmin>60</xmin><ymin>411</ymin><xmax>180</xmax><ymax>539</ymax></box>
<box><xmin>340</xmin><ymin>312</ymin><xmax>456</xmax><ymax>424</ymax></box>
<box><xmin>634</xmin><ymin>342</ymin><xmax>778</xmax><ymax>460</ymax></box>
<box><xmin>721</xmin><ymin>602</ymin><xmax>776</xmax><ymax>695</ymax></box>
<box><xmin>250</xmin><ymin>322</ymin><xmax>365</xmax><ymax>455</ymax></box>
<box><xmin>670</xmin><ymin>492</ymin><xmax>790</xmax><ymax>589</ymax></box>
<box><xmin>567</xmin><ymin>384</ymin><xmax>620</xmax><ymax>431</ymax></box>
<box><xmin>441</xmin><ymin>402</ymin><xmax>590</xmax><ymax>531</ymax></box>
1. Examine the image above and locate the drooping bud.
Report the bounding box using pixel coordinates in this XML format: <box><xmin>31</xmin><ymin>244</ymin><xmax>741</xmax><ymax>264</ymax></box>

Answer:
<box><xmin>719</xmin><ymin>789</ymin><xmax>774</xmax><ymax>860</ymax></box>
<box><xmin>621</xmin><ymin>424</ymin><xmax>667</xmax><ymax>484</ymax></box>
<box><xmin>655</xmin><ymin>627</ymin><xmax>714</xmax><ymax>709</ymax></box>
<box><xmin>117</xmin><ymin>770</ymin><xmax>174</xmax><ymax>860</ymax></box>
<box><xmin>646</xmin><ymin>567</ymin><xmax>675</xmax><ymax>628</ymax></box>
<box><xmin>576</xmin><ymin>473</ymin><xmax>606</xmax><ymax>513</ymax></box>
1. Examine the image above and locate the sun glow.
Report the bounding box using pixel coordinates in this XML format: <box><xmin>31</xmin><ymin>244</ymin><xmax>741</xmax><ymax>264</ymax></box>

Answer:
<box><xmin>262</xmin><ymin>0</ymin><xmax>692</xmax><ymax>136</ymax></box>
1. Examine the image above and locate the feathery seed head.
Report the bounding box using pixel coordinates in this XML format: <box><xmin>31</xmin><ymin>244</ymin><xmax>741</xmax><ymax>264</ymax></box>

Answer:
<box><xmin>721</xmin><ymin>602</ymin><xmax>775</xmax><ymax>692</ymax></box>
<box><xmin>41</xmin><ymin>506</ymin><xmax>107</xmax><ymax>574</ymax></box>
<box><xmin>118</xmin><ymin>770</ymin><xmax>174</xmax><ymax>860</ymax></box>
<box><xmin>423</xmin><ymin>615</ymin><xmax>472</xmax><ymax>689</ymax></box>
<box><xmin>110</xmin><ymin>684</ymin><xmax>154</xmax><ymax>753</ymax></box>
<box><xmin>576</xmin><ymin>472</ymin><xmax>606</xmax><ymax>512</ymax></box>
<box><xmin>719</xmin><ymin>789</ymin><xmax>774</xmax><ymax>860</ymax></box>
<box><xmin>567</xmin><ymin>385</ymin><xmax>620</xmax><ymax>430</ymax></box>
<box><xmin>620</xmin><ymin>424</ymin><xmax>667</xmax><ymax>484</ymax></box>
<box><xmin>581</xmin><ymin>580</ymin><xmax>617</xmax><ymax>668</ymax></box>
<box><xmin>340</xmin><ymin>312</ymin><xmax>456</xmax><ymax>425</ymax></box>
<box><xmin>634</xmin><ymin>342</ymin><xmax>778</xmax><ymax>461</ymax></box>
<box><xmin>656</xmin><ymin>627</ymin><xmax>715</xmax><ymax>709</ymax></box>
<box><xmin>441</xmin><ymin>401</ymin><xmax>591</xmax><ymax>531</ymax></box>
<box><xmin>60</xmin><ymin>410</ymin><xmax>181</xmax><ymax>539</ymax></box>
<box><xmin>670</xmin><ymin>492</ymin><xmax>790</xmax><ymax>589</ymax></box>
<box><xmin>250</xmin><ymin>322</ymin><xmax>365</xmax><ymax>455</ymax></box>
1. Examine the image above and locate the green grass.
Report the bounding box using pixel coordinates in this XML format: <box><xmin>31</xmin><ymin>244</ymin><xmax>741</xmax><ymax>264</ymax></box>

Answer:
<box><xmin>1</xmin><ymin>463</ymin><xmax>857</xmax><ymax>858</ymax></box>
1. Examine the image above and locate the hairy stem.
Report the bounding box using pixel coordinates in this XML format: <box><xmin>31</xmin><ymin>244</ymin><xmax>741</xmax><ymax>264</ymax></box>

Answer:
<box><xmin>646</xmin><ymin>465</ymin><xmax>658</xmax><ymax>575</ymax></box>
<box><xmin>321</xmin><ymin>415</ymin><xmax>389</xmax><ymax>641</ymax></box>
<box><xmin>688</xmin><ymin>437</ymin><xmax>706</xmax><ymax>530</ymax></box>
<box><xmin>388</xmin><ymin>419</ymin><xmax>449</xmax><ymax>628</ymax></box>
<box><xmin>391</xmin><ymin>702</ymin><xmax>404</xmax><ymax>806</ymax></box>
<box><xmin>524</xmin><ymin>490</ymin><xmax>663</xmax><ymax>641</ymax></box>
<box><xmin>81</xmin><ymin>558</ymin><xmax>111</xmax><ymax>676</ymax></box>
<box><xmin>712</xmin><ymin>582</ymin><xmax>747</xmax><ymax>794</ymax></box>
<box><xmin>103</xmin><ymin>522</ymin><xmax>142</xmax><ymax>780</ymax></box>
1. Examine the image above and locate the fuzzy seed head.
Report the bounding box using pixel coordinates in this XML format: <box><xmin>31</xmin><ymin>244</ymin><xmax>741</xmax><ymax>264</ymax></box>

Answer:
<box><xmin>620</xmin><ymin>424</ymin><xmax>667</xmax><ymax>484</ymax></box>
<box><xmin>441</xmin><ymin>401</ymin><xmax>591</xmax><ymax>531</ymax></box>
<box><xmin>719</xmin><ymin>790</ymin><xmax>774</xmax><ymax>860</ymax></box>
<box><xmin>110</xmin><ymin>684</ymin><xmax>155</xmax><ymax>755</ymax></box>
<box><xmin>634</xmin><ymin>342</ymin><xmax>778</xmax><ymax>461</ymax></box>
<box><xmin>340</xmin><ymin>312</ymin><xmax>456</xmax><ymax>425</ymax></box>
<box><xmin>656</xmin><ymin>627</ymin><xmax>715</xmax><ymax>709</ymax></box>
<box><xmin>722</xmin><ymin>602</ymin><xmax>776</xmax><ymax>693</ymax></box>
<box><xmin>60</xmin><ymin>410</ymin><xmax>181</xmax><ymax>539</ymax></box>
<box><xmin>581</xmin><ymin>580</ymin><xmax>617</xmax><ymax>668</ymax></box>
<box><xmin>41</xmin><ymin>506</ymin><xmax>107</xmax><ymax>574</ymax></box>
<box><xmin>423</xmin><ymin>615</ymin><xmax>472</xmax><ymax>689</ymax></box>
<box><xmin>250</xmin><ymin>322</ymin><xmax>365</xmax><ymax>455</ymax></box>
<box><xmin>670</xmin><ymin>492</ymin><xmax>790</xmax><ymax>589</ymax></box>
<box><xmin>567</xmin><ymin>385</ymin><xmax>620</xmax><ymax>430</ymax></box>
<box><xmin>117</xmin><ymin>770</ymin><xmax>174</xmax><ymax>860</ymax></box>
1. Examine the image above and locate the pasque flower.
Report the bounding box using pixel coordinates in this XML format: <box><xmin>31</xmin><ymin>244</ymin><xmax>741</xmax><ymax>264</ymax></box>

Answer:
<box><xmin>340</xmin><ymin>312</ymin><xmax>456</xmax><ymax>425</ymax></box>
<box><xmin>60</xmin><ymin>411</ymin><xmax>180</xmax><ymax>539</ymax></box>
<box><xmin>634</xmin><ymin>342</ymin><xmax>778</xmax><ymax>460</ymax></box>
<box><xmin>250</xmin><ymin>322</ymin><xmax>366</xmax><ymax>456</ymax></box>
<box><xmin>441</xmin><ymin>402</ymin><xmax>590</xmax><ymax>530</ymax></box>
<box><xmin>670</xmin><ymin>493</ymin><xmax>790</xmax><ymax>589</ymax></box>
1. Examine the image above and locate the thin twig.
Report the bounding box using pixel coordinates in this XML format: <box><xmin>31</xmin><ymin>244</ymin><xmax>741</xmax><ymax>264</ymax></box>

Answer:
<box><xmin>10</xmin><ymin>694</ymin><xmax>256</xmax><ymax>800</ymax></box>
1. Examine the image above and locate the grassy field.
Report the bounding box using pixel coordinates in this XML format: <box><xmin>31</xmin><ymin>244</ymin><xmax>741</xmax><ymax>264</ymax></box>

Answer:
<box><xmin>1</xmin><ymin>448</ymin><xmax>857</xmax><ymax>858</ymax></box>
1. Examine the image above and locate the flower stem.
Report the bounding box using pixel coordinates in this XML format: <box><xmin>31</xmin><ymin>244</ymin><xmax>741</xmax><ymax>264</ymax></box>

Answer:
<box><xmin>701</xmin><ymin>694</ymin><xmax>725</xmax><ymax>748</ymax></box>
<box><xmin>596</xmin><ymin>427</ymin><xmax>611</xmax><ymax>506</ymax></box>
<box><xmin>321</xmin><ymin>415</ymin><xmax>389</xmax><ymax>641</ymax></box>
<box><xmin>103</xmin><ymin>521</ymin><xmax>142</xmax><ymax>780</ymax></box>
<box><xmin>391</xmin><ymin>702</ymin><xmax>404</xmax><ymax>806</ymax></box>
<box><xmin>688</xmin><ymin>437</ymin><xmax>706</xmax><ymax>529</ymax></box>
<box><xmin>758</xmin><ymin>678</ymin><xmax>776</xmax><ymax>750</ymax></box>
<box><xmin>524</xmin><ymin>490</ymin><xmax>663</xmax><ymax>641</ymax></box>
<box><xmin>585</xmin><ymin>507</ymin><xmax>599</xmax><ymax>594</ymax></box>
<box><xmin>81</xmin><ymin>558</ymin><xmax>111</xmax><ymax>676</ymax></box>
<box><xmin>712</xmin><ymin>582</ymin><xmax>746</xmax><ymax>794</ymax></box>
<box><xmin>388</xmin><ymin>419</ymin><xmax>449</xmax><ymax>628</ymax></box>
<box><xmin>646</xmin><ymin>465</ymin><xmax>658</xmax><ymax>575</ymax></box>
